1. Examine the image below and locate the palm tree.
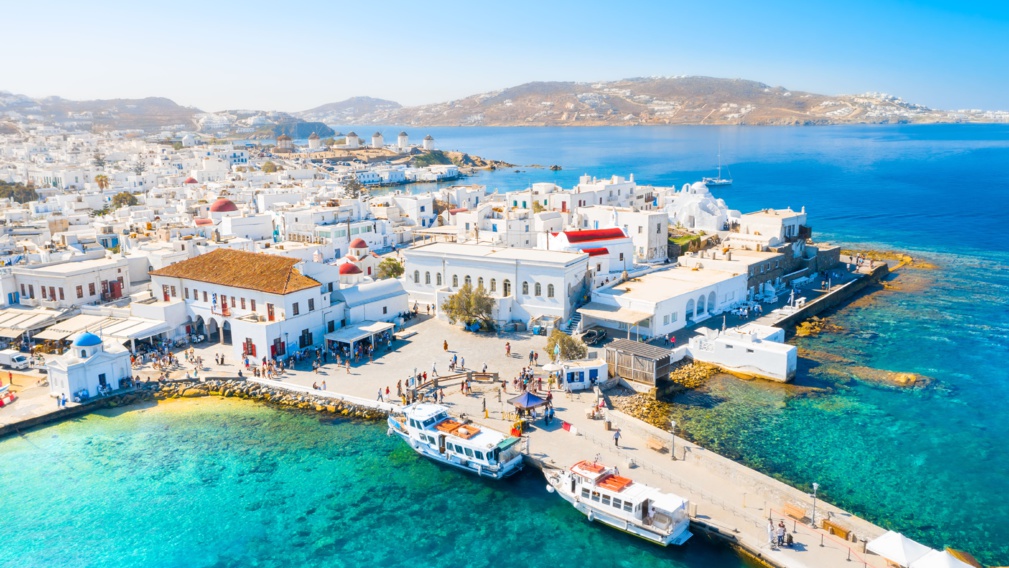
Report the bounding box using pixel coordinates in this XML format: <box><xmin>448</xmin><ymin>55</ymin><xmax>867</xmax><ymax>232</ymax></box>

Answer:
<box><xmin>94</xmin><ymin>174</ymin><xmax>109</xmax><ymax>190</ymax></box>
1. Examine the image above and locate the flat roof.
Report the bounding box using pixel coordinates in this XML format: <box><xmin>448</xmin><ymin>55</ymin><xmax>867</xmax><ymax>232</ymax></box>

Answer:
<box><xmin>16</xmin><ymin>257</ymin><xmax>124</xmax><ymax>275</ymax></box>
<box><xmin>597</xmin><ymin>266</ymin><xmax>741</xmax><ymax>303</ymax></box>
<box><xmin>409</xmin><ymin>242</ymin><xmax>586</xmax><ymax>265</ymax></box>
<box><xmin>742</xmin><ymin>208</ymin><xmax>804</xmax><ymax>220</ymax></box>
<box><xmin>606</xmin><ymin>339</ymin><xmax>671</xmax><ymax>360</ymax></box>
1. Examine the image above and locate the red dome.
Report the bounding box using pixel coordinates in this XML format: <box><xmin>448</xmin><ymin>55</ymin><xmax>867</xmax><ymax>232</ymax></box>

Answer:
<box><xmin>209</xmin><ymin>198</ymin><xmax>238</xmax><ymax>213</ymax></box>
<box><xmin>339</xmin><ymin>263</ymin><xmax>363</xmax><ymax>275</ymax></box>
<box><xmin>184</xmin><ymin>177</ymin><xmax>198</xmax><ymax>184</ymax></box>
<box><xmin>349</xmin><ymin>238</ymin><xmax>368</xmax><ymax>249</ymax></box>
<box><xmin>194</xmin><ymin>218</ymin><xmax>213</xmax><ymax>226</ymax></box>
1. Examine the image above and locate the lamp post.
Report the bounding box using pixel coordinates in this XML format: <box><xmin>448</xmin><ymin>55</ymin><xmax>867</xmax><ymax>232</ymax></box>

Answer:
<box><xmin>670</xmin><ymin>419</ymin><xmax>676</xmax><ymax>461</ymax></box>
<box><xmin>810</xmin><ymin>482</ymin><xmax>820</xmax><ymax>528</ymax></box>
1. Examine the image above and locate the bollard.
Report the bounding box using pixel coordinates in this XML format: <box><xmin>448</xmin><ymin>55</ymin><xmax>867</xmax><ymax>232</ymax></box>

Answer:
<box><xmin>847</xmin><ymin>548</ymin><xmax>851</xmax><ymax>562</ymax></box>
<box><xmin>793</xmin><ymin>519</ymin><xmax>797</xmax><ymax>533</ymax></box>
<box><xmin>820</xmin><ymin>534</ymin><xmax>824</xmax><ymax>547</ymax></box>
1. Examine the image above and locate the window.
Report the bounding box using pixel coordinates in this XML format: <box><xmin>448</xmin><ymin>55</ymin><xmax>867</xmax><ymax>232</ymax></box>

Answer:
<box><xmin>623</xmin><ymin>501</ymin><xmax>633</xmax><ymax>512</ymax></box>
<box><xmin>671</xmin><ymin>312</ymin><xmax>678</xmax><ymax>322</ymax></box>
<box><xmin>663</xmin><ymin>314</ymin><xmax>670</xmax><ymax>325</ymax></box>
<box><xmin>292</xmin><ymin>302</ymin><xmax>300</xmax><ymax>316</ymax></box>
<box><xmin>503</xmin><ymin>280</ymin><xmax>511</xmax><ymax>296</ymax></box>
<box><xmin>475</xmin><ymin>450</ymin><xmax>484</xmax><ymax>460</ymax></box>
<box><xmin>464</xmin><ymin>448</ymin><xmax>473</xmax><ymax>458</ymax></box>
<box><xmin>619</xmin><ymin>253</ymin><xmax>624</xmax><ymax>262</ymax></box>
<box><xmin>241</xmin><ymin>298</ymin><xmax>246</xmax><ymax>309</ymax></box>
<box><xmin>591</xmin><ymin>491</ymin><xmax>601</xmax><ymax>502</ymax></box>
<box><xmin>638</xmin><ymin>226</ymin><xmax>643</xmax><ymax>234</ymax></box>
<box><xmin>76</xmin><ymin>286</ymin><xmax>83</xmax><ymax>299</ymax></box>
<box><xmin>436</xmin><ymin>273</ymin><xmax>442</xmax><ymax>286</ymax></box>
<box><xmin>89</xmin><ymin>283</ymin><xmax>96</xmax><ymax>296</ymax></box>
<box><xmin>582</xmin><ymin>488</ymin><xmax>591</xmax><ymax>499</ymax></box>
<box><xmin>726</xmin><ymin>345</ymin><xmax>734</xmax><ymax>349</ymax></box>
<box><xmin>522</xmin><ymin>281</ymin><xmax>529</xmax><ymax>295</ymax></box>
<box><xmin>477</xmin><ymin>277</ymin><xmax>484</xmax><ymax>289</ymax></box>
<box><xmin>185</xmin><ymin>288</ymin><xmax>189</xmax><ymax>299</ymax></box>
<box><xmin>413</xmin><ymin>270</ymin><xmax>420</xmax><ymax>283</ymax></box>
<box><xmin>203</xmin><ymin>291</ymin><xmax>208</xmax><ymax>302</ymax></box>
<box><xmin>231</xmin><ymin>296</ymin><xmax>236</xmax><ymax>308</ymax></box>
<box><xmin>41</xmin><ymin>286</ymin><xmax>47</xmax><ymax>299</ymax></box>
<box><xmin>464</xmin><ymin>275</ymin><xmax>472</xmax><ymax>286</ymax></box>
<box><xmin>613</xmin><ymin>498</ymin><xmax>623</xmax><ymax>509</ymax></box>
<box><xmin>251</xmin><ymin>299</ymin><xmax>256</xmax><ymax>312</ymax></box>
<box><xmin>602</xmin><ymin>495</ymin><xmax>611</xmax><ymax>506</ymax></box>
<box><xmin>547</xmin><ymin>284</ymin><xmax>554</xmax><ymax>298</ymax></box>
<box><xmin>534</xmin><ymin>282</ymin><xmax>542</xmax><ymax>296</ymax></box>
<box><xmin>383</xmin><ymin>306</ymin><xmax>388</xmax><ymax>314</ymax></box>
<box><xmin>490</xmin><ymin>279</ymin><xmax>496</xmax><ymax>292</ymax></box>
<box><xmin>425</xmin><ymin>272</ymin><xmax>431</xmax><ymax>285</ymax></box>
<box><xmin>452</xmin><ymin>275</ymin><xmax>459</xmax><ymax>287</ymax></box>
<box><xmin>59</xmin><ymin>288</ymin><xmax>64</xmax><ymax>300</ymax></box>
<box><xmin>657</xmin><ymin>224</ymin><xmax>662</xmax><ymax>234</ymax></box>
<box><xmin>308</xmin><ymin>299</ymin><xmax>315</xmax><ymax>311</ymax></box>
<box><xmin>171</xmin><ymin>286</ymin><xmax>177</xmax><ymax>298</ymax></box>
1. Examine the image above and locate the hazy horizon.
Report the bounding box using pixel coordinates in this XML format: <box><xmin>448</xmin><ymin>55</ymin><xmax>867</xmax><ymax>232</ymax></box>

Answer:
<box><xmin>5</xmin><ymin>0</ymin><xmax>1007</xmax><ymax>113</ymax></box>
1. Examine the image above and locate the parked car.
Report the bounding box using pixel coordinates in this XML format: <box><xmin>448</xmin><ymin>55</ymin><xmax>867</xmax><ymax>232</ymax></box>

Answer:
<box><xmin>578</xmin><ymin>327</ymin><xmax>608</xmax><ymax>346</ymax></box>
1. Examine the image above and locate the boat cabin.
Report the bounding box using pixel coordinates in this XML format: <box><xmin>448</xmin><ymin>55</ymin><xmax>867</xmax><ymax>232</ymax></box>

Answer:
<box><xmin>402</xmin><ymin>403</ymin><xmax>522</xmax><ymax>469</ymax></box>
<box><xmin>569</xmin><ymin>460</ymin><xmax>687</xmax><ymax>532</ymax></box>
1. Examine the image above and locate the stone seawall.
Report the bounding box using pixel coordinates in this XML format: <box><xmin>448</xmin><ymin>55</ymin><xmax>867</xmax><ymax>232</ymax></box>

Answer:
<box><xmin>773</xmin><ymin>264</ymin><xmax>889</xmax><ymax>334</ymax></box>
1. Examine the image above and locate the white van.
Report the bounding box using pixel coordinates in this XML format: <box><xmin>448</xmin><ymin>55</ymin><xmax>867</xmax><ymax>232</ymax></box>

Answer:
<box><xmin>0</xmin><ymin>349</ymin><xmax>29</xmax><ymax>370</ymax></box>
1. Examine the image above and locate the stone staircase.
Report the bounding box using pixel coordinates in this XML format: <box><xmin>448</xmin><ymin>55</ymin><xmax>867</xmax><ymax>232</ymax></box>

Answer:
<box><xmin>562</xmin><ymin>311</ymin><xmax>582</xmax><ymax>334</ymax></box>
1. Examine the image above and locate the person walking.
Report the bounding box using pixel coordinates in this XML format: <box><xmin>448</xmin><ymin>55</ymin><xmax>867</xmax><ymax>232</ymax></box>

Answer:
<box><xmin>776</xmin><ymin>521</ymin><xmax>786</xmax><ymax>547</ymax></box>
<box><xmin>377</xmin><ymin>389</ymin><xmax>384</xmax><ymax>402</ymax></box>
<box><xmin>528</xmin><ymin>350</ymin><xmax>534</xmax><ymax>365</ymax></box>
<box><xmin>443</xmin><ymin>340</ymin><xmax>448</xmax><ymax>352</ymax></box>
<box><xmin>505</xmin><ymin>342</ymin><xmax>511</xmax><ymax>357</ymax></box>
<box><xmin>613</xmin><ymin>429</ymin><xmax>621</xmax><ymax>448</ymax></box>
<box><xmin>767</xmin><ymin>520</ymin><xmax>776</xmax><ymax>548</ymax></box>
<box><xmin>432</xmin><ymin>363</ymin><xmax>438</xmax><ymax>377</ymax></box>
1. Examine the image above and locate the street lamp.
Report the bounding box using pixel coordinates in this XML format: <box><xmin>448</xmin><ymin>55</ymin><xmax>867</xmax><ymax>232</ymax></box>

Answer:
<box><xmin>670</xmin><ymin>419</ymin><xmax>676</xmax><ymax>461</ymax></box>
<box><xmin>810</xmin><ymin>482</ymin><xmax>820</xmax><ymax>528</ymax></box>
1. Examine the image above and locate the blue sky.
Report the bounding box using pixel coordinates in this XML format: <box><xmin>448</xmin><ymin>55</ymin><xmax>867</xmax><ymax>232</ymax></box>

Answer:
<box><xmin>5</xmin><ymin>0</ymin><xmax>1007</xmax><ymax>111</ymax></box>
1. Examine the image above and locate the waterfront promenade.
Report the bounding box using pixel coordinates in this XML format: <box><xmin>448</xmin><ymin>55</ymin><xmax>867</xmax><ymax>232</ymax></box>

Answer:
<box><xmin>0</xmin><ymin>310</ymin><xmax>896</xmax><ymax>568</ymax></box>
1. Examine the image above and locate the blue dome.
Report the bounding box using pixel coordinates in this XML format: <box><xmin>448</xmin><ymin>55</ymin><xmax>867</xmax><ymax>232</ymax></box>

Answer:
<box><xmin>72</xmin><ymin>332</ymin><xmax>103</xmax><ymax>347</ymax></box>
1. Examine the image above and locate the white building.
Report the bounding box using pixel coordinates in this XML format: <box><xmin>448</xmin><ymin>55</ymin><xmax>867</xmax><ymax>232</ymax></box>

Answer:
<box><xmin>13</xmin><ymin>256</ymin><xmax>131</xmax><ymax>308</ymax></box>
<box><xmin>397</xmin><ymin>132</ymin><xmax>409</xmax><ymax>151</ymax></box>
<box><xmin>344</xmin><ymin>132</ymin><xmax>360</xmax><ymax>149</ymax></box>
<box><xmin>579</xmin><ymin>265</ymin><xmax>746</xmax><ymax>340</ymax></box>
<box><xmin>47</xmin><ymin>331</ymin><xmax>132</xmax><ymax>402</ymax></box>
<box><xmin>576</xmin><ymin>207</ymin><xmax>669</xmax><ymax>263</ymax></box>
<box><xmin>687</xmin><ymin>323</ymin><xmax>796</xmax><ymax>382</ymax></box>
<box><xmin>422</xmin><ymin>135</ymin><xmax>435</xmax><ymax>151</ymax></box>
<box><xmin>402</xmin><ymin>242</ymin><xmax>590</xmax><ymax>324</ymax></box>
<box><xmin>148</xmin><ymin>248</ymin><xmax>336</xmax><ymax>361</ymax></box>
<box><xmin>659</xmin><ymin>182</ymin><xmax>736</xmax><ymax>233</ymax></box>
<box><xmin>371</xmin><ymin>132</ymin><xmax>384</xmax><ymax>149</ymax></box>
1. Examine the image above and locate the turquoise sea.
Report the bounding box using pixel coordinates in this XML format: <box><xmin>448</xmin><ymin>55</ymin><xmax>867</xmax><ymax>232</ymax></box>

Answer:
<box><xmin>3</xmin><ymin>125</ymin><xmax>1008</xmax><ymax>566</ymax></box>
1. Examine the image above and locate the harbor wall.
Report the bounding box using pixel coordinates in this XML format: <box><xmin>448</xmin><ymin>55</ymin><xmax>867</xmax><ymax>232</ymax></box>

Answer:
<box><xmin>772</xmin><ymin>264</ymin><xmax>889</xmax><ymax>334</ymax></box>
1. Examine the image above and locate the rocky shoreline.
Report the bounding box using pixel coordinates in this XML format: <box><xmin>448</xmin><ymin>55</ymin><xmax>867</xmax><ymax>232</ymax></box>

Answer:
<box><xmin>149</xmin><ymin>380</ymin><xmax>391</xmax><ymax>421</ymax></box>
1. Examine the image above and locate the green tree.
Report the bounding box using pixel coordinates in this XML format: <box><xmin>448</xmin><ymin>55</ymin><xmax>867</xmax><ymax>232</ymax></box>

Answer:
<box><xmin>544</xmin><ymin>329</ymin><xmax>587</xmax><ymax>361</ymax></box>
<box><xmin>343</xmin><ymin>177</ymin><xmax>366</xmax><ymax>198</ymax></box>
<box><xmin>440</xmin><ymin>282</ymin><xmax>495</xmax><ymax>329</ymax></box>
<box><xmin>111</xmin><ymin>191</ymin><xmax>138</xmax><ymax>208</ymax></box>
<box><xmin>323</xmin><ymin>137</ymin><xmax>336</xmax><ymax>147</ymax></box>
<box><xmin>133</xmin><ymin>161</ymin><xmax>146</xmax><ymax>176</ymax></box>
<box><xmin>172</xmin><ymin>141</ymin><xmax>184</xmax><ymax>151</ymax></box>
<box><xmin>262</xmin><ymin>161</ymin><xmax>278</xmax><ymax>173</ymax></box>
<box><xmin>376</xmin><ymin>257</ymin><xmax>404</xmax><ymax>279</ymax></box>
<box><xmin>92</xmin><ymin>152</ymin><xmax>106</xmax><ymax>168</ymax></box>
<box><xmin>531</xmin><ymin>201</ymin><xmax>545</xmax><ymax>213</ymax></box>
<box><xmin>0</xmin><ymin>182</ymin><xmax>38</xmax><ymax>204</ymax></box>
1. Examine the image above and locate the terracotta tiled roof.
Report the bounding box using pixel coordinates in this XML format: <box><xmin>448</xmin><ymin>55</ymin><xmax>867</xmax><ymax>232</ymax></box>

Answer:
<box><xmin>583</xmin><ymin>247</ymin><xmax>609</xmax><ymax>257</ymax></box>
<box><xmin>150</xmin><ymin>249</ymin><xmax>320</xmax><ymax>295</ymax></box>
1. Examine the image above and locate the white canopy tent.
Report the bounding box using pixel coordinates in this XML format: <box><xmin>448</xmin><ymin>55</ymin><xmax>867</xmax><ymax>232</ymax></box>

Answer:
<box><xmin>866</xmin><ymin>531</ymin><xmax>932</xmax><ymax>567</ymax></box>
<box><xmin>909</xmin><ymin>550</ymin><xmax>974</xmax><ymax>568</ymax></box>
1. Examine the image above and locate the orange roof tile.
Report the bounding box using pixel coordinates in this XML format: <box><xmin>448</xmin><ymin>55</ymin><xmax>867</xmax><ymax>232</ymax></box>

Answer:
<box><xmin>150</xmin><ymin>249</ymin><xmax>320</xmax><ymax>295</ymax></box>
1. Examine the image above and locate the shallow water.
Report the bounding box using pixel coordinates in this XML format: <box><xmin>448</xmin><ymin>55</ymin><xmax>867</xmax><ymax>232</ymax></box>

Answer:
<box><xmin>0</xmin><ymin>399</ymin><xmax>752</xmax><ymax>568</ymax></box>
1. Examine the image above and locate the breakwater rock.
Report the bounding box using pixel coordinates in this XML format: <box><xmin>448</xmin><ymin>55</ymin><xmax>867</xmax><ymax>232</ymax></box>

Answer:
<box><xmin>150</xmin><ymin>380</ymin><xmax>390</xmax><ymax>421</ymax></box>
<box><xmin>669</xmin><ymin>361</ymin><xmax>720</xmax><ymax>390</ymax></box>
<box><xmin>610</xmin><ymin>393</ymin><xmax>675</xmax><ymax>431</ymax></box>
<box><xmin>794</xmin><ymin>316</ymin><xmax>843</xmax><ymax>337</ymax></box>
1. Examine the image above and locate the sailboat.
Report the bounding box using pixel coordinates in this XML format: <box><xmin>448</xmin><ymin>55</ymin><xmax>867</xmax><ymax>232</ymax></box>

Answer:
<box><xmin>702</xmin><ymin>147</ymin><xmax>733</xmax><ymax>187</ymax></box>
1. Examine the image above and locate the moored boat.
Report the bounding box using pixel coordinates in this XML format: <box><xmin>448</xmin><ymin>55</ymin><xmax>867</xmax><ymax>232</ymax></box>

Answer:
<box><xmin>388</xmin><ymin>403</ymin><xmax>524</xmax><ymax>479</ymax></box>
<box><xmin>545</xmin><ymin>459</ymin><xmax>692</xmax><ymax>546</ymax></box>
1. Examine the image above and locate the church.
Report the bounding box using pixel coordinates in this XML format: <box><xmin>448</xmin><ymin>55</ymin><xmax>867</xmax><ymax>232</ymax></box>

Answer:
<box><xmin>46</xmin><ymin>331</ymin><xmax>132</xmax><ymax>403</ymax></box>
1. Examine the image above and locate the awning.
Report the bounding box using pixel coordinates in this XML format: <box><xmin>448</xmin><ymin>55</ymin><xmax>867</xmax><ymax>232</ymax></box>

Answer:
<box><xmin>578</xmin><ymin>302</ymin><xmax>650</xmax><ymax>325</ymax></box>
<box><xmin>33</xmin><ymin>328</ymin><xmax>73</xmax><ymax>341</ymax></box>
<box><xmin>508</xmin><ymin>391</ymin><xmax>547</xmax><ymax>409</ymax></box>
<box><xmin>867</xmin><ymin>531</ymin><xmax>932</xmax><ymax>567</ymax></box>
<box><xmin>0</xmin><ymin>328</ymin><xmax>23</xmax><ymax>339</ymax></box>
<box><xmin>325</xmin><ymin>321</ymin><xmax>395</xmax><ymax>345</ymax></box>
<box><xmin>359</xmin><ymin>321</ymin><xmax>395</xmax><ymax>335</ymax></box>
<box><xmin>496</xmin><ymin>437</ymin><xmax>521</xmax><ymax>451</ymax></box>
<box><xmin>909</xmin><ymin>551</ymin><xmax>973</xmax><ymax>568</ymax></box>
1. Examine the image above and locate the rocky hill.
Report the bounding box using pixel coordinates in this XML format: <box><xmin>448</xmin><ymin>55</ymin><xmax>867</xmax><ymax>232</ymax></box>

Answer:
<box><xmin>0</xmin><ymin>92</ymin><xmax>199</xmax><ymax>132</ymax></box>
<box><xmin>297</xmin><ymin>96</ymin><xmax>401</xmax><ymax>124</ymax></box>
<box><xmin>296</xmin><ymin>76</ymin><xmax>1000</xmax><ymax>126</ymax></box>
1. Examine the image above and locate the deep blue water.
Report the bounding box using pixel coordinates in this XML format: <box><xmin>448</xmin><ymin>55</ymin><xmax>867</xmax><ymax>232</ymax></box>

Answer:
<box><xmin>3</xmin><ymin>125</ymin><xmax>1009</xmax><ymax>566</ymax></box>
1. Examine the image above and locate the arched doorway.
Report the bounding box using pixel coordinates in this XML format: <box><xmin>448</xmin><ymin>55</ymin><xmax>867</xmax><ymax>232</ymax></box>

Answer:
<box><xmin>708</xmin><ymin>291</ymin><xmax>717</xmax><ymax>314</ymax></box>
<box><xmin>685</xmin><ymin>299</ymin><xmax>695</xmax><ymax>320</ymax></box>
<box><xmin>222</xmin><ymin>321</ymin><xmax>232</xmax><ymax>345</ymax></box>
<box><xmin>206</xmin><ymin>318</ymin><xmax>220</xmax><ymax>343</ymax></box>
<box><xmin>697</xmin><ymin>294</ymin><xmax>706</xmax><ymax>315</ymax></box>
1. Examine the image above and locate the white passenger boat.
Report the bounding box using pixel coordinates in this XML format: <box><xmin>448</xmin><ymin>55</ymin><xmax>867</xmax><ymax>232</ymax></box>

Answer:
<box><xmin>388</xmin><ymin>403</ymin><xmax>524</xmax><ymax>479</ymax></box>
<box><xmin>545</xmin><ymin>459</ymin><xmax>692</xmax><ymax>546</ymax></box>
